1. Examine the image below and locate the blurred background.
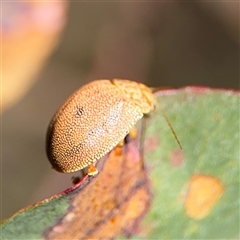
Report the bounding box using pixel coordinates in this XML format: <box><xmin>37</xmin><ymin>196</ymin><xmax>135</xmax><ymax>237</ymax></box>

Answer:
<box><xmin>1</xmin><ymin>2</ymin><xmax>239</xmax><ymax>220</ymax></box>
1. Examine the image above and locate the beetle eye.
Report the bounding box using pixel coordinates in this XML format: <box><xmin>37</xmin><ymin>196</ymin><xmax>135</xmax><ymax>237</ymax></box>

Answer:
<box><xmin>76</xmin><ymin>106</ymin><xmax>84</xmax><ymax>117</ymax></box>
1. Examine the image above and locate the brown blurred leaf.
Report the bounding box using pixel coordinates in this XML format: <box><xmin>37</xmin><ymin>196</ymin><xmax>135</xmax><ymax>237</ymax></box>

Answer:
<box><xmin>2</xmin><ymin>2</ymin><xmax>68</xmax><ymax>113</ymax></box>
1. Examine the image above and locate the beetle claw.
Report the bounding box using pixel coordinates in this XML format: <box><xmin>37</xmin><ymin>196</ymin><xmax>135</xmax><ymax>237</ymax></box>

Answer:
<box><xmin>87</xmin><ymin>163</ymin><xmax>98</xmax><ymax>176</ymax></box>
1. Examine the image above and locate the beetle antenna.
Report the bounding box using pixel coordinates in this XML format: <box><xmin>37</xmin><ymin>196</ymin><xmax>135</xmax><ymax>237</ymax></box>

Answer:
<box><xmin>155</xmin><ymin>101</ymin><xmax>182</xmax><ymax>150</ymax></box>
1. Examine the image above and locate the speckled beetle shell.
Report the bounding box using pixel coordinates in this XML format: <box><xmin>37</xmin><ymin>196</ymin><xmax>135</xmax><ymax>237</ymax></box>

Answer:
<box><xmin>46</xmin><ymin>79</ymin><xmax>155</xmax><ymax>173</ymax></box>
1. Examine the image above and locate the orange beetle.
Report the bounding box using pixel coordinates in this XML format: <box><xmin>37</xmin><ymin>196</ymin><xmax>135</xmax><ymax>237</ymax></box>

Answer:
<box><xmin>46</xmin><ymin>79</ymin><xmax>156</xmax><ymax>175</ymax></box>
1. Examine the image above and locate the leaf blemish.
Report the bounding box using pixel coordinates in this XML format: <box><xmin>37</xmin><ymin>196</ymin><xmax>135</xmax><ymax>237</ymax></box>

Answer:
<box><xmin>184</xmin><ymin>174</ymin><xmax>224</xmax><ymax>220</ymax></box>
<box><xmin>170</xmin><ymin>150</ymin><xmax>184</xmax><ymax>168</ymax></box>
<box><xmin>144</xmin><ymin>136</ymin><xmax>160</xmax><ymax>153</ymax></box>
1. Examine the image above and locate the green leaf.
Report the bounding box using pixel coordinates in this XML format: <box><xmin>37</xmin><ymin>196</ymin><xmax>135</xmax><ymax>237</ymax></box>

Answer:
<box><xmin>1</xmin><ymin>87</ymin><xmax>239</xmax><ymax>239</ymax></box>
<box><xmin>140</xmin><ymin>87</ymin><xmax>239</xmax><ymax>239</ymax></box>
<box><xmin>0</xmin><ymin>178</ymin><xmax>88</xmax><ymax>239</ymax></box>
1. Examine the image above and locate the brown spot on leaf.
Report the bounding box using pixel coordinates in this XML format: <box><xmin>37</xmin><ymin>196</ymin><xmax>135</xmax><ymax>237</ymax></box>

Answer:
<box><xmin>184</xmin><ymin>174</ymin><xmax>224</xmax><ymax>220</ymax></box>
<box><xmin>144</xmin><ymin>136</ymin><xmax>160</xmax><ymax>153</ymax></box>
<box><xmin>170</xmin><ymin>150</ymin><xmax>184</xmax><ymax>168</ymax></box>
<box><xmin>45</xmin><ymin>138</ymin><xmax>152</xmax><ymax>239</ymax></box>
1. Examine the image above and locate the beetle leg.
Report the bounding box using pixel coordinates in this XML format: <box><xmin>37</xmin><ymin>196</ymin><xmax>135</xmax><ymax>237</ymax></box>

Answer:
<box><xmin>128</xmin><ymin>126</ymin><xmax>138</xmax><ymax>140</ymax></box>
<box><xmin>114</xmin><ymin>140</ymin><xmax>124</xmax><ymax>156</ymax></box>
<box><xmin>87</xmin><ymin>163</ymin><xmax>98</xmax><ymax>176</ymax></box>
